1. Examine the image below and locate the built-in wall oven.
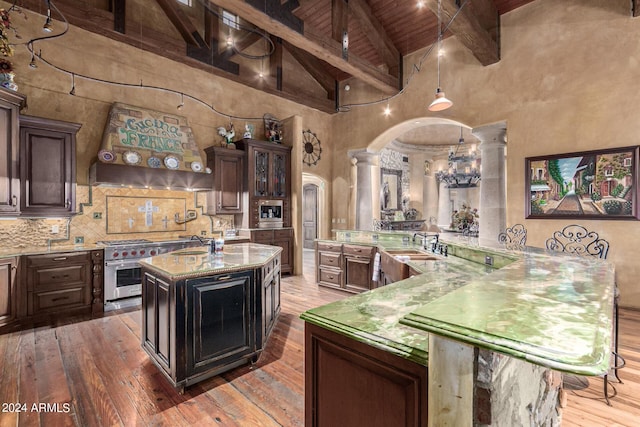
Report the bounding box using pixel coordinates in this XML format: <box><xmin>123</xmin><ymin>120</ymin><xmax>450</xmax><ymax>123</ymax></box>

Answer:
<box><xmin>98</xmin><ymin>239</ymin><xmax>201</xmax><ymax>311</ymax></box>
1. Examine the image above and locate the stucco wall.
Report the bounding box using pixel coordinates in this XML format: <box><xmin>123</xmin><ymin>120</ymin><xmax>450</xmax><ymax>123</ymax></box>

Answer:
<box><xmin>331</xmin><ymin>0</ymin><xmax>640</xmax><ymax>309</ymax></box>
<box><xmin>4</xmin><ymin>0</ymin><xmax>640</xmax><ymax>308</ymax></box>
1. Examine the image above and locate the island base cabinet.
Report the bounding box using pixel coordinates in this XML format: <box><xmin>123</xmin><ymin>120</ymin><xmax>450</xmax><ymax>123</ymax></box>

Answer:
<box><xmin>305</xmin><ymin>323</ymin><xmax>428</xmax><ymax>427</ymax></box>
<box><xmin>186</xmin><ymin>273</ymin><xmax>255</xmax><ymax>379</ymax></box>
<box><xmin>142</xmin><ymin>269</ymin><xmax>263</xmax><ymax>391</ymax></box>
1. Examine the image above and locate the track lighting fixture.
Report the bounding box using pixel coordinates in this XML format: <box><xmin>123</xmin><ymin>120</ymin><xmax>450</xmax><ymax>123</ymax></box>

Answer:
<box><xmin>428</xmin><ymin>0</ymin><xmax>453</xmax><ymax>112</ymax></box>
<box><xmin>29</xmin><ymin>50</ymin><xmax>37</xmax><ymax>69</ymax></box>
<box><xmin>69</xmin><ymin>73</ymin><xmax>75</xmax><ymax>96</ymax></box>
<box><xmin>43</xmin><ymin>1</ymin><xmax>53</xmax><ymax>33</ymax></box>
<box><xmin>177</xmin><ymin>93</ymin><xmax>184</xmax><ymax>110</ymax></box>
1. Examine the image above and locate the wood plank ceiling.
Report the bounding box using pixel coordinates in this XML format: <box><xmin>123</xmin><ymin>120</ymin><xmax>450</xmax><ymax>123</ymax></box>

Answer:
<box><xmin>16</xmin><ymin>0</ymin><xmax>600</xmax><ymax>113</ymax></box>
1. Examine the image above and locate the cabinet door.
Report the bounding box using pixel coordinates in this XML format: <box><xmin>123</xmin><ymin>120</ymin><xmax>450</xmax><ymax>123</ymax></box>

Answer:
<box><xmin>19</xmin><ymin>116</ymin><xmax>81</xmax><ymax>216</ymax></box>
<box><xmin>0</xmin><ymin>257</ymin><xmax>17</xmax><ymax>328</ymax></box>
<box><xmin>344</xmin><ymin>255</ymin><xmax>373</xmax><ymax>293</ymax></box>
<box><xmin>253</xmin><ymin>147</ymin><xmax>270</xmax><ymax>197</ymax></box>
<box><xmin>186</xmin><ymin>272</ymin><xmax>254</xmax><ymax>377</ymax></box>
<box><xmin>0</xmin><ymin>90</ymin><xmax>24</xmax><ymax>215</ymax></box>
<box><xmin>205</xmin><ymin>147</ymin><xmax>244</xmax><ymax>214</ymax></box>
<box><xmin>271</xmin><ymin>151</ymin><xmax>287</xmax><ymax>197</ymax></box>
<box><xmin>273</xmin><ymin>237</ymin><xmax>292</xmax><ymax>274</ymax></box>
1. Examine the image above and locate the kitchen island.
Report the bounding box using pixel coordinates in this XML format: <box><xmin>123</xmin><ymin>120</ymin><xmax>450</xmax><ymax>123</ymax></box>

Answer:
<box><xmin>138</xmin><ymin>243</ymin><xmax>282</xmax><ymax>391</ymax></box>
<box><xmin>301</xmin><ymin>231</ymin><xmax>615</xmax><ymax>426</ymax></box>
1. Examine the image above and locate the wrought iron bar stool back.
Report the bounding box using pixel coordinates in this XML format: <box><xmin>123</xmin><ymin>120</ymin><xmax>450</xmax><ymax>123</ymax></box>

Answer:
<box><xmin>497</xmin><ymin>224</ymin><xmax>527</xmax><ymax>250</ymax></box>
<box><xmin>545</xmin><ymin>224</ymin><xmax>622</xmax><ymax>405</ymax></box>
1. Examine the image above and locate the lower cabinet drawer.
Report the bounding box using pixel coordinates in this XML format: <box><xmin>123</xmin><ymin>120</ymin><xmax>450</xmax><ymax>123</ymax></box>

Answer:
<box><xmin>318</xmin><ymin>251</ymin><xmax>341</xmax><ymax>268</ymax></box>
<box><xmin>29</xmin><ymin>264</ymin><xmax>88</xmax><ymax>291</ymax></box>
<box><xmin>29</xmin><ymin>287</ymin><xmax>91</xmax><ymax>315</ymax></box>
<box><xmin>318</xmin><ymin>268</ymin><xmax>342</xmax><ymax>287</ymax></box>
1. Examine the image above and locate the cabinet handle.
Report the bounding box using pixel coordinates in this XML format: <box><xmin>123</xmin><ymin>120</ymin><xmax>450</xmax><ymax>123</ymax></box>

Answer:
<box><xmin>65</xmin><ymin>199</ymin><xmax>71</xmax><ymax>208</ymax></box>
<box><xmin>216</xmin><ymin>275</ymin><xmax>232</xmax><ymax>281</ymax></box>
<box><xmin>51</xmin><ymin>274</ymin><xmax>70</xmax><ymax>280</ymax></box>
<box><xmin>53</xmin><ymin>257</ymin><xmax>68</xmax><ymax>261</ymax></box>
<box><xmin>51</xmin><ymin>296</ymin><xmax>70</xmax><ymax>302</ymax></box>
<box><xmin>12</xmin><ymin>195</ymin><xmax>17</xmax><ymax>206</ymax></box>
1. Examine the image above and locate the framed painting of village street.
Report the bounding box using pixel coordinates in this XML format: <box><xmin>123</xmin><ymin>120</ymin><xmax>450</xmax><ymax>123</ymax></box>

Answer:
<box><xmin>525</xmin><ymin>146</ymin><xmax>639</xmax><ymax>219</ymax></box>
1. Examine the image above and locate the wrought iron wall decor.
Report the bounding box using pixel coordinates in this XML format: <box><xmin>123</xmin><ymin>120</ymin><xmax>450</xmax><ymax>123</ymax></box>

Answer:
<box><xmin>302</xmin><ymin>129</ymin><xmax>322</xmax><ymax>166</ymax></box>
<box><xmin>525</xmin><ymin>146</ymin><xmax>639</xmax><ymax>219</ymax></box>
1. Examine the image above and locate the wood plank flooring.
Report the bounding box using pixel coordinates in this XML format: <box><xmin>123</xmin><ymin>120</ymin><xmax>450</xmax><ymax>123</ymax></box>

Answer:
<box><xmin>0</xmin><ymin>249</ymin><xmax>638</xmax><ymax>426</ymax></box>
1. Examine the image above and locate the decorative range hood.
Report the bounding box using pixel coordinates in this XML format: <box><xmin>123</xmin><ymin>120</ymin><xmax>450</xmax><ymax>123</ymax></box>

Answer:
<box><xmin>90</xmin><ymin>102</ymin><xmax>213</xmax><ymax>191</ymax></box>
<box><xmin>89</xmin><ymin>162</ymin><xmax>212</xmax><ymax>191</ymax></box>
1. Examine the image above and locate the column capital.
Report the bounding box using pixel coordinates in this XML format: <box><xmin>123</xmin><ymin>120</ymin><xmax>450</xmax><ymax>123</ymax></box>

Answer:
<box><xmin>348</xmin><ymin>149</ymin><xmax>379</xmax><ymax>166</ymax></box>
<box><xmin>472</xmin><ymin>122</ymin><xmax>507</xmax><ymax>148</ymax></box>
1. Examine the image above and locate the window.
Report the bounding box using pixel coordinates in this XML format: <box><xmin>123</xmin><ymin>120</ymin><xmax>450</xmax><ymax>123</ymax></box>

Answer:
<box><xmin>176</xmin><ymin>0</ymin><xmax>192</xmax><ymax>6</ymax></box>
<box><xmin>624</xmin><ymin>156</ymin><xmax>632</xmax><ymax>167</ymax></box>
<box><xmin>223</xmin><ymin>10</ymin><xmax>240</xmax><ymax>30</ymax></box>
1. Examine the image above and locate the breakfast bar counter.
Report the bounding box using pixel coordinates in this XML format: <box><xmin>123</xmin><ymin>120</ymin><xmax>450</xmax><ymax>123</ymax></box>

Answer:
<box><xmin>301</xmin><ymin>231</ymin><xmax>615</xmax><ymax>426</ymax></box>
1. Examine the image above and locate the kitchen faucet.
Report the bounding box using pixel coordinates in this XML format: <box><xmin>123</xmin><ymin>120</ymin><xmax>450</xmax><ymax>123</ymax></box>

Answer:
<box><xmin>412</xmin><ymin>232</ymin><xmax>439</xmax><ymax>250</ymax></box>
<box><xmin>190</xmin><ymin>235</ymin><xmax>215</xmax><ymax>254</ymax></box>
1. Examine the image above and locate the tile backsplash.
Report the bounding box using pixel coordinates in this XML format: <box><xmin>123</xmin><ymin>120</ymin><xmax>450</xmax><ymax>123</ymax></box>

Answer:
<box><xmin>0</xmin><ymin>185</ymin><xmax>236</xmax><ymax>248</ymax></box>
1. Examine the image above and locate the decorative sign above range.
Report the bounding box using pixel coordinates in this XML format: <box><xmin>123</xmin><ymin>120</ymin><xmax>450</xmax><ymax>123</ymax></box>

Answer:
<box><xmin>98</xmin><ymin>103</ymin><xmax>205</xmax><ymax>173</ymax></box>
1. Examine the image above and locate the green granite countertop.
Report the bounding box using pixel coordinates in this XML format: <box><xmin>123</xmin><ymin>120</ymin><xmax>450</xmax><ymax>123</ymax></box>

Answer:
<box><xmin>302</xmin><ymin>231</ymin><xmax>615</xmax><ymax>375</ymax></box>
<box><xmin>138</xmin><ymin>243</ymin><xmax>282</xmax><ymax>281</ymax></box>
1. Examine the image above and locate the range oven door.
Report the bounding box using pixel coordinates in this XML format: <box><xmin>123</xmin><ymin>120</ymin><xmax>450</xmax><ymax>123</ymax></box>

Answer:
<box><xmin>104</xmin><ymin>259</ymin><xmax>143</xmax><ymax>302</ymax></box>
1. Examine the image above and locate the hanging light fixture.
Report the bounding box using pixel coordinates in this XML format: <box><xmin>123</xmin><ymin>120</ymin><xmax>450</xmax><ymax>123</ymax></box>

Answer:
<box><xmin>428</xmin><ymin>0</ymin><xmax>453</xmax><ymax>112</ymax></box>
<box><xmin>69</xmin><ymin>73</ymin><xmax>76</xmax><ymax>96</ymax></box>
<box><xmin>177</xmin><ymin>93</ymin><xmax>184</xmax><ymax>110</ymax></box>
<box><xmin>435</xmin><ymin>126</ymin><xmax>480</xmax><ymax>187</ymax></box>
<box><xmin>43</xmin><ymin>0</ymin><xmax>53</xmax><ymax>33</ymax></box>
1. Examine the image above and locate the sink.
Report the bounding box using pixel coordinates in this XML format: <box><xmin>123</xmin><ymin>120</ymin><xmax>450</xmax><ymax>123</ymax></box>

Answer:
<box><xmin>382</xmin><ymin>249</ymin><xmax>425</xmax><ymax>255</ymax></box>
<box><xmin>402</xmin><ymin>254</ymin><xmax>439</xmax><ymax>261</ymax></box>
<box><xmin>172</xmin><ymin>250</ymin><xmax>209</xmax><ymax>256</ymax></box>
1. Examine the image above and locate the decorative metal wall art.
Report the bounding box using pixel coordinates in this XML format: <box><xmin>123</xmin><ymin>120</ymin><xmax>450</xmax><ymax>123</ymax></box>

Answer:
<box><xmin>302</xmin><ymin>129</ymin><xmax>322</xmax><ymax>166</ymax></box>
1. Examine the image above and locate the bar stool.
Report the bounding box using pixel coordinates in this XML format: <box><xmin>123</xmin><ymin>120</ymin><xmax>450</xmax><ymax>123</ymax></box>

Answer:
<box><xmin>497</xmin><ymin>224</ymin><xmax>527</xmax><ymax>250</ymax></box>
<box><xmin>545</xmin><ymin>224</ymin><xmax>623</xmax><ymax>405</ymax></box>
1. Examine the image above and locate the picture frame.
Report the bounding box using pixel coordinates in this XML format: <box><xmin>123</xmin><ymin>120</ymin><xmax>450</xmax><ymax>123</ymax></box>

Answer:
<box><xmin>525</xmin><ymin>146</ymin><xmax>639</xmax><ymax>220</ymax></box>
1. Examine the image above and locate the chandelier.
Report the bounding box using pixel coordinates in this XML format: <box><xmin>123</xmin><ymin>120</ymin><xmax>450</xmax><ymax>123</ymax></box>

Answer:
<box><xmin>435</xmin><ymin>127</ymin><xmax>481</xmax><ymax>188</ymax></box>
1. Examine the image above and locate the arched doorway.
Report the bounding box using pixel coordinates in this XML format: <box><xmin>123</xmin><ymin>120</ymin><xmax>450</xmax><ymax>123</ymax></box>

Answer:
<box><xmin>303</xmin><ymin>183</ymin><xmax>318</xmax><ymax>249</ymax></box>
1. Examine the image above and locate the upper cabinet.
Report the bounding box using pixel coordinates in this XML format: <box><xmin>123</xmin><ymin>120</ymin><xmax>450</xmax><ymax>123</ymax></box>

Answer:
<box><xmin>204</xmin><ymin>146</ymin><xmax>245</xmax><ymax>215</ymax></box>
<box><xmin>19</xmin><ymin>115</ymin><xmax>81</xmax><ymax>217</ymax></box>
<box><xmin>237</xmin><ymin>139</ymin><xmax>291</xmax><ymax>199</ymax></box>
<box><xmin>0</xmin><ymin>88</ymin><xmax>26</xmax><ymax>215</ymax></box>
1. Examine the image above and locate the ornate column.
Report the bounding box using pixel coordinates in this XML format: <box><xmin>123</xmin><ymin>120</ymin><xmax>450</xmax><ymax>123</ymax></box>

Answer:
<box><xmin>472</xmin><ymin>122</ymin><xmax>507</xmax><ymax>246</ymax></box>
<box><xmin>433</xmin><ymin>158</ymin><xmax>451</xmax><ymax>229</ymax></box>
<box><xmin>349</xmin><ymin>150</ymin><xmax>380</xmax><ymax>231</ymax></box>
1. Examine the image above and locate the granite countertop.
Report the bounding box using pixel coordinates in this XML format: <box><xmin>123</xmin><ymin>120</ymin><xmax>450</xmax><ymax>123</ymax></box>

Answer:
<box><xmin>303</xmin><ymin>232</ymin><xmax>615</xmax><ymax>375</ymax></box>
<box><xmin>138</xmin><ymin>242</ymin><xmax>282</xmax><ymax>281</ymax></box>
<box><xmin>0</xmin><ymin>244</ymin><xmax>102</xmax><ymax>258</ymax></box>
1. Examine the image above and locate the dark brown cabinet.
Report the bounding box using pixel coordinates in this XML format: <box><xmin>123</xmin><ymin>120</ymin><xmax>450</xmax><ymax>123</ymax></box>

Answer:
<box><xmin>204</xmin><ymin>146</ymin><xmax>244</xmax><ymax>214</ymax></box>
<box><xmin>243</xmin><ymin>228</ymin><xmax>294</xmax><ymax>274</ymax></box>
<box><xmin>305</xmin><ymin>322</ymin><xmax>428</xmax><ymax>427</ymax></box>
<box><xmin>236</xmin><ymin>139</ymin><xmax>292</xmax><ymax>228</ymax></box>
<box><xmin>140</xmin><ymin>258</ymin><xmax>281</xmax><ymax>391</ymax></box>
<box><xmin>19</xmin><ymin>115</ymin><xmax>81</xmax><ymax>217</ymax></box>
<box><xmin>0</xmin><ymin>257</ymin><xmax>18</xmax><ymax>328</ymax></box>
<box><xmin>316</xmin><ymin>242</ymin><xmax>377</xmax><ymax>293</ymax></box>
<box><xmin>0</xmin><ymin>88</ymin><xmax>26</xmax><ymax>215</ymax></box>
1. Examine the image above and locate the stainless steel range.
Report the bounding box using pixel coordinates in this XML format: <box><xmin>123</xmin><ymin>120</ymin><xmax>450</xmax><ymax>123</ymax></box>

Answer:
<box><xmin>99</xmin><ymin>238</ymin><xmax>201</xmax><ymax>311</ymax></box>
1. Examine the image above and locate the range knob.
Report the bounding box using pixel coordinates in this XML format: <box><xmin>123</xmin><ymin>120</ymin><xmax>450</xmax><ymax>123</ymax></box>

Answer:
<box><xmin>113</xmin><ymin>252</ymin><xmax>119</xmax><ymax>258</ymax></box>
<box><xmin>150</xmin><ymin>250</ymin><xmax>156</xmax><ymax>256</ymax></box>
<box><xmin>122</xmin><ymin>251</ymin><xmax>129</xmax><ymax>257</ymax></box>
<box><xmin>131</xmin><ymin>250</ymin><xmax>137</xmax><ymax>256</ymax></box>
<box><xmin>140</xmin><ymin>250</ymin><xmax>146</xmax><ymax>255</ymax></box>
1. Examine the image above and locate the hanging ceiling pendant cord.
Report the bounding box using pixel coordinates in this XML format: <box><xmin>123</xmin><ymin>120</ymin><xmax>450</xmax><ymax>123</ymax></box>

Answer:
<box><xmin>428</xmin><ymin>0</ymin><xmax>453</xmax><ymax>111</ymax></box>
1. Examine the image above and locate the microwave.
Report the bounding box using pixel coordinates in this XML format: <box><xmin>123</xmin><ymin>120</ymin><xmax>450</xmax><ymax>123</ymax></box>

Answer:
<box><xmin>258</xmin><ymin>200</ymin><xmax>284</xmax><ymax>228</ymax></box>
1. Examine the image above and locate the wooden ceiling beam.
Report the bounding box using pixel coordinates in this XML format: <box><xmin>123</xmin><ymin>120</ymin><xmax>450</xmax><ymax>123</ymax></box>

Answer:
<box><xmin>332</xmin><ymin>0</ymin><xmax>348</xmax><ymax>59</ymax></box>
<box><xmin>348</xmin><ymin>0</ymin><xmax>400</xmax><ymax>77</ymax></box>
<box><xmin>109</xmin><ymin>0</ymin><xmax>126</xmax><ymax>34</ymax></box>
<box><xmin>220</xmin><ymin>31</ymin><xmax>262</xmax><ymax>60</ymax></box>
<box><xmin>154</xmin><ymin>0</ymin><xmax>206</xmax><ymax>47</ymax></box>
<box><xmin>209</xmin><ymin>0</ymin><xmax>399</xmax><ymax>94</ymax></box>
<box><xmin>425</xmin><ymin>0</ymin><xmax>499</xmax><ymax>66</ymax></box>
<box><xmin>17</xmin><ymin>0</ymin><xmax>337</xmax><ymax>113</ymax></box>
<box><xmin>283</xmin><ymin>40</ymin><xmax>336</xmax><ymax>99</ymax></box>
<box><xmin>633</xmin><ymin>0</ymin><xmax>640</xmax><ymax>17</ymax></box>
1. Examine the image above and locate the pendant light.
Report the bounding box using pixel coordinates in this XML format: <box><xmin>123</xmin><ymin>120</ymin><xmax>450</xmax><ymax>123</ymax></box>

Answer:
<box><xmin>428</xmin><ymin>0</ymin><xmax>453</xmax><ymax>112</ymax></box>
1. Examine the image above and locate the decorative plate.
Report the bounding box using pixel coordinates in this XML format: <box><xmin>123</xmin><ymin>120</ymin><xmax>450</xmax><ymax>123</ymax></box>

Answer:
<box><xmin>191</xmin><ymin>161</ymin><xmax>203</xmax><ymax>172</ymax></box>
<box><xmin>147</xmin><ymin>156</ymin><xmax>162</xmax><ymax>168</ymax></box>
<box><xmin>164</xmin><ymin>155</ymin><xmax>180</xmax><ymax>170</ymax></box>
<box><xmin>98</xmin><ymin>149</ymin><xmax>116</xmax><ymax>163</ymax></box>
<box><xmin>123</xmin><ymin>151</ymin><xmax>142</xmax><ymax>165</ymax></box>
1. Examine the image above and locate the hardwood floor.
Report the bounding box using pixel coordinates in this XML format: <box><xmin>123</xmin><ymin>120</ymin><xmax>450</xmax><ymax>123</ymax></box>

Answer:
<box><xmin>0</xmin><ymin>249</ymin><xmax>638</xmax><ymax>426</ymax></box>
